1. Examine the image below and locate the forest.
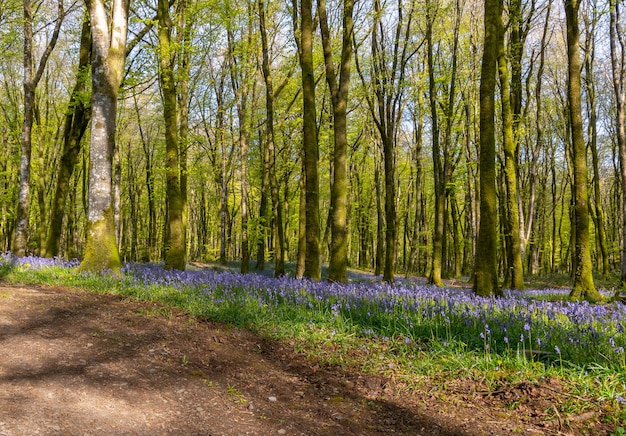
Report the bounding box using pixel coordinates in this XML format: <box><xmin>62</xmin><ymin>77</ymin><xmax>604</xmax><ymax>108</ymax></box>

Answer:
<box><xmin>1</xmin><ymin>0</ymin><xmax>625</xmax><ymax>300</ymax></box>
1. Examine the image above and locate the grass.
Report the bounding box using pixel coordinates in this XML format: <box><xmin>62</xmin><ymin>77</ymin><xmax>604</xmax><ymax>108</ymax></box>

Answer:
<box><xmin>1</xmin><ymin>255</ymin><xmax>625</xmax><ymax>428</ymax></box>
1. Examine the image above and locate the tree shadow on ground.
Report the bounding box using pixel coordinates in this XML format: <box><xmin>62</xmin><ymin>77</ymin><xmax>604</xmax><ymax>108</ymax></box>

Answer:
<box><xmin>0</xmin><ymin>285</ymin><xmax>486</xmax><ymax>435</ymax></box>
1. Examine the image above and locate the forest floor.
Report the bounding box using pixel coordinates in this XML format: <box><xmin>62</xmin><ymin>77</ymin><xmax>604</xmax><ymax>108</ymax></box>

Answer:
<box><xmin>0</xmin><ymin>284</ymin><xmax>614</xmax><ymax>435</ymax></box>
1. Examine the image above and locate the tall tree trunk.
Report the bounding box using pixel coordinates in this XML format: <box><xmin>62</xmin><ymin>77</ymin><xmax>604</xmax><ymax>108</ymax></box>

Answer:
<box><xmin>177</xmin><ymin>0</ymin><xmax>191</xmax><ymax>270</ymax></box>
<box><xmin>158</xmin><ymin>0</ymin><xmax>185</xmax><ymax>270</ymax></box>
<box><xmin>609</xmin><ymin>0</ymin><xmax>626</xmax><ymax>287</ymax></box>
<box><xmin>300</xmin><ymin>0</ymin><xmax>321</xmax><ymax>280</ymax></box>
<box><xmin>426</xmin><ymin>1</ymin><xmax>444</xmax><ymax>286</ymax></box>
<box><xmin>259</xmin><ymin>0</ymin><xmax>286</xmax><ymax>277</ymax></box>
<box><xmin>46</xmin><ymin>14</ymin><xmax>91</xmax><ymax>258</ymax></box>
<box><xmin>80</xmin><ymin>0</ymin><xmax>128</xmax><ymax>272</ymax></box>
<box><xmin>583</xmin><ymin>12</ymin><xmax>609</xmax><ymax>278</ymax></box>
<box><xmin>564</xmin><ymin>0</ymin><xmax>601</xmax><ymax>301</ymax></box>
<box><xmin>473</xmin><ymin>0</ymin><xmax>501</xmax><ymax>296</ymax></box>
<box><xmin>318</xmin><ymin>0</ymin><xmax>355</xmax><ymax>283</ymax></box>
<box><xmin>497</xmin><ymin>13</ymin><xmax>525</xmax><ymax>290</ymax></box>
<box><xmin>228</xmin><ymin>22</ymin><xmax>252</xmax><ymax>274</ymax></box>
<box><xmin>15</xmin><ymin>0</ymin><xmax>64</xmax><ymax>256</ymax></box>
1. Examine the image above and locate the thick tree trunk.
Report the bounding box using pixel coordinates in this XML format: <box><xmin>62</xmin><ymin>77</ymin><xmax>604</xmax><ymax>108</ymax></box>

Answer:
<box><xmin>426</xmin><ymin>3</ymin><xmax>444</xmax><ymax>287</ymax></box>
<box><xmin>158</xmin><ymin>0</ymin><xmax>186</xmax><ymax>271</ymax></box>
<box><xmin>473</xmin><ymin>0</ymin><xmax>502</xmax><ymax>296</ymax></box>
<box><xmin>564</xmin><ymin>0</ymin><xmax>601</xmax><ymax>302</ymax></box>
<box><xmin>300</xmin><ymin>0</ymin><xmax>321</xmax><ymax>280</ymax></box>
<box><xmin>79</xmin><ymin>0</ymin><xmax>128</xmax><ymax>272</ymax></box>
<box><xmin>318</xmin><ymin>0</ymin><xmax>354</xmax><ymax>283</ymax></box>
<box><xmin>177</xmin><ymin>0</ymin><xmax>190</xmax><ymax>270</ymax></box>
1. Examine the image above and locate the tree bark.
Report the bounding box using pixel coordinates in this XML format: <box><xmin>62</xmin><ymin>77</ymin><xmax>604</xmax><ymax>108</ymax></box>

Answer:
<box><xmin>582</xmin><ymin>12</ymin><xmax>609</xmax><ymax>278</ymax></box>
<box><xmin>259</xmin><ymin>0</ymin><xmax>286</xmax><ymax>277</ymax></box>
<box><xmin>473</xmin><ymin>0</ymin><xmax>502</xmax><ymax>296</ymax></box>
<box><xmin>15</xmin><ymin>0</ymin><xmax>64</xmax><ymax>256</ymax></box>
<box><xmin>497</xmin><ymin>13</ymin><xmax>525</xmax><ymax>290</ymax></box>
<box><xmin>80</xmin><ymin>0</ymin><xmax>128</xmax><ymax>272</ymax></box>
<box><xmin>609</xmin><ymin>0</ymin><xmax>626</xmax><ymax>287</ymax></box>
<box><xmin>318</xmin><ymin>0</ymin><xmax>355</xmax><ymax>283</ymax></box>
<box><xmin>45</xmin><ymin>14</ymin><xmax>91</xmax><ymax>258</ymax></box>
<box><xmin>426</xmin><ymin>1</ymin><xmax>444</xmax><ymax>286</ymax></box>
<box><xmin>564</xmin><ymin>0</ymin><xmax>601</xmax><ymax>302</ymax></box>
<box><xmin>300</xmin><ymin>0</ymin><xmax>321</xmax><ymax>280</ymax></box>
<box><xmin>158</xmin><ymin>0</ymin><xmax>186</xmax><ymax>270</ymax></box>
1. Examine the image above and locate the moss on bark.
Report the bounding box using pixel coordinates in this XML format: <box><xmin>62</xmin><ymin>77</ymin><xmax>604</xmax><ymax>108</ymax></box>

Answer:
<box><xmin>79</xmin><ymin>207</ymin><xmax>121</xmax><ymax>273</ymax></box>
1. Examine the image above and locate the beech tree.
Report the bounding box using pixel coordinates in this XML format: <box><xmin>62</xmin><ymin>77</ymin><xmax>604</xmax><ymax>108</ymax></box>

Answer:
<box><xmin>473</xmin><ymin>0</ymin><xmax>501</xmax><ymax>297</ymax></box>
<box><xmin>319</xmin><ymin>0</ymin><xmax>356</xmax><ymax>283</ymax></box>
<box><xmin>79</xmin><ymin>0</ymin><xmax>129</xmax><ymax>272</ymax></box>
<box><xmin>158</xmin><ymin>0</ymin><xmax>186</xmax><ymax>270</ymax></box>
<box><xmin>295</xmin><ymin>0</ymin><xmax>321</xmax><ymax>280</ymax></box>
<box><xmin>564</xmin><ymin>0</ymin><xmax>601</xmax><ymax>302</ymax></box>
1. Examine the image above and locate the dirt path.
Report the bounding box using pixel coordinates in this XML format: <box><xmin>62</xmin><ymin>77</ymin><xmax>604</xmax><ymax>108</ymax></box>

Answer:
<box><xmin>0</xmin><ymin>285</ymin><xmax>611</xmax><ymax>435</ymax></box>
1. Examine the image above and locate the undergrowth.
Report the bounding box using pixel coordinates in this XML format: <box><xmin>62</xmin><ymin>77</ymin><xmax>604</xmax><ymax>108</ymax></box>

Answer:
<box><xmin>2</xmin><ymin>257</ymin><xmax>625</xmax><ymax>429</ymax></box>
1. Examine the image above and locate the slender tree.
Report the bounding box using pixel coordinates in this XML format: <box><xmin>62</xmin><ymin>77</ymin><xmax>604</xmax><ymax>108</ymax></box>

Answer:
<box><xmin>497</xmin><ymin>0</ymin><xmax>524</xmax><ymax>290</ymax></box>
<box><xmin>355</xmin><ymin>0</ymin><xmax>415</xmax><ymax>282</ymax></box>
<box><xmin>15</xmin><ymin>0</ymin><xmax>64</xmax><ymax>255</ymax></box>
<box><xmin>45</xmin><ymin>13</ymin><xmax>91</xmax><ymax>258</ymax></box>
<box><xmin>79</xmin><ymin>0</ymin><xmax>129</xmax><ymax>272</ymax></box>
<box><xmin>229</xmin><ymin>4</ymin><xmax>254</xmax><ymax>274</ymax></box>
<box><xmin>609</xmin><ymin>0</ymin><xmax>626</xmax><ymax>287</ymax></box>
<box><xmin>259</xmin><ymin>0</ymin><xmax>286</xmax><ymax>276</ymax></box>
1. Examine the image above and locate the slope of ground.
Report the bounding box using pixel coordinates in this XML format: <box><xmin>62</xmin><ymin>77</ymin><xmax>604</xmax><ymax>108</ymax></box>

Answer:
<box><xmin>0</xmin><ymin>285</ymin><xmax>612</xmax><ymax>435</ymax></box>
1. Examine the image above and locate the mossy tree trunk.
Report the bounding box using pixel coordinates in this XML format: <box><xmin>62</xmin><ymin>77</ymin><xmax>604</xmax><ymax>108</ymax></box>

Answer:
<box><xmin>497</xmin><ymin>12</ymin><xmax>525</xmax><ymax>290</ymax></box>
<box><xmin>45</xmin><ymin>13</ymin><xmax>91</xmax><ymax>258</ymax></box>
<box><xmin>564</xmin><ymin>0</ymin><xmax>602</xmax><ymax>302</ymax></box>
<box><xmin>318</xmin><ymin>0</ymin><xmax>355</xmax><ymax>283</ymax></box>
<box><xmin>177</xmin><ymin>0</ymin><xmax>191</xmax><ymax>271</ymax></box>
<box><xmin>299</xmin><ymin>0</ymin><xmax>321</xmax><ymax>280</ymax></box>
<box><xmin>426</xmin><ymin>0</ymin><xmax>460</xmax><ymax>286</ymax></box>
<box><xmin>426</xmin><ymin>0</ymin><xmax>443</xmax><ymax>287</ymax></box>
<box><xmin>473</xmin><ymin>0</ymin><xmax>502</xmax><ymax>297</ymax></box>
<box><xmin>80</xmin><ymin>0</ymin><xmax>129</xmax><ymax>272</ymax></box>
<box><xmin>158</xmin><ymin>0</ymin><xmax>186</xmax><ymax>271</ymax></box>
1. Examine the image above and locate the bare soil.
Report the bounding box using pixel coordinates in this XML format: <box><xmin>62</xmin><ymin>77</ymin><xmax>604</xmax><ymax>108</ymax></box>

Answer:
<box><xmin>0</xmin><ymin>284</ymin><xmax>614</xmax><ymax>435</ymax></box>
